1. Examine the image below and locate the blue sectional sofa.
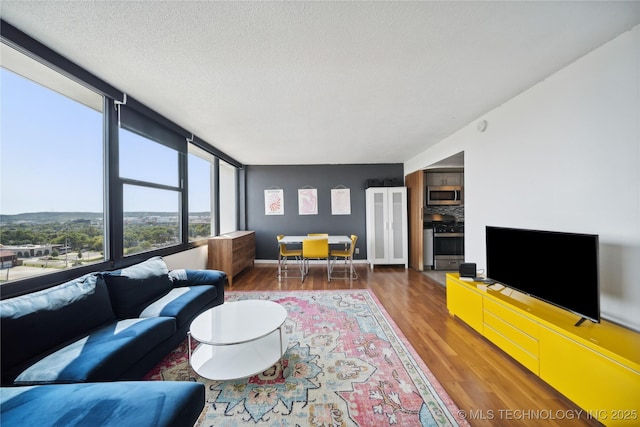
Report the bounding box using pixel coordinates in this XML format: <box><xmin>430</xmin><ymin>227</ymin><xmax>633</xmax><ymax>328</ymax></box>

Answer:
<box><xmin>1</xmin><ymin>256</ymin><xmax>226</xmax><ymax>385</ymax></box>
<box><xmin>1</xmin><ymin>381</ymin><xmax>205</xmax><ymax>427</ymax></box>
<box><xmin>0</xmin><ymin>256</ymin><xmax>226</xmax><ymax>425</ymax></box>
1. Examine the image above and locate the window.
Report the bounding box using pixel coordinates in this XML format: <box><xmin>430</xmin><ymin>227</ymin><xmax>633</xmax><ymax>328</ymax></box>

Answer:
<box><xmin>0</xmin><ymin>32</ymin><xmax>243</xmax><ymax>294</ymax></box>
<box><xmin>119</xmin><ymin>128</ymin><xmax>178</xmax><ymax>187</ymax></box>
<box><xmin>188</xmin><ymin>145</ymin><xmax>215</xmax><ymax>241</ymax></box>
<box><xmin>118</xmin><ymin>128</ymin><xmax>182</xmax><ymax>256</ymax></box>
<box><xmin>0</xmin><ymin>46</ymin><xmax>104</xmax><ymax>284</ymax></box>
<box><xmin>219</xmin><ymin>160</ymin><xmax>238</xmax><ymax>234</ymax></box>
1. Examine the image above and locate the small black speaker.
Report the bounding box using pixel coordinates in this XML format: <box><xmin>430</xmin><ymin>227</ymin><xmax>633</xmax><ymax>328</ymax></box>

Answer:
<box><xmin>366</xmin><ymin>179</ymin><xmax>383</xmax><ymax>188</ymax></box>
<box><xmin>459</xmin><ymin>263</ymin><xmax>476</xmax><ymax>278</ymax></box>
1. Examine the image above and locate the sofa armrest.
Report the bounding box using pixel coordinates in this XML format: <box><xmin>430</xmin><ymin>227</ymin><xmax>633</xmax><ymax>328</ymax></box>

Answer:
<box><xmin>169</xmin><ymin>269</ymin><xmax>226</xmax><ymax>297</ymax></box>
<box><xmin>169</xmin><ymin>269</ymin><xmax>226</xmax><ymax>286</ymax></box>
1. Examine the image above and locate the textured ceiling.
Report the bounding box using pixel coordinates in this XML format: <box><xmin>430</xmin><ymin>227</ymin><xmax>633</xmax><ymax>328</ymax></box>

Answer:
<box><xmin>1</xmin><ymin>1</ymin><xmax>639</xmax><ymax>165</ymax></box>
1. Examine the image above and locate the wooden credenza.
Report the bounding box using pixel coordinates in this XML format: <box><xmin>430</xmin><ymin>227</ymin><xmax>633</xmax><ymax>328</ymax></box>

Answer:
<box><xmin>207</xmin><ymin>231</ymin><xmax>255</xmax><ymax>286</ymax></box>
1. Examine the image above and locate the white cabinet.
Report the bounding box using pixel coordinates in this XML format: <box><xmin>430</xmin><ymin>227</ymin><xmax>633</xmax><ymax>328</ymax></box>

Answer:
<box><xmin>426</xmin><ymin>171</ymin><xmax>463</xmax><ymax>186</ymax></box>
<box><xmin>365</xmin><ymin>187</ymin><xmax>408</xmax><ymax>269</ymax></box>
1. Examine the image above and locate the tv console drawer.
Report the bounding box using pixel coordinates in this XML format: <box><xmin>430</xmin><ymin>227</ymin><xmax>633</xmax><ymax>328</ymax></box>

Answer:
<box><xmin>483</xmin><ymin>298</ymin><xmax>540</xmax><ymax>374</ymax></box>
<box><xmin>484</xmin><ymin>310</ymin><xmax>539</xmax><ymax>356</ymax></box>
<box><xmin>484</xmin><ymin>322</ymin><xmax>539</xmax><ymax>374</ymax></box>
<box><xmin>484</xmin><ymin>298</ymin><xmax>539</xmax><ymax>338</ymax></box>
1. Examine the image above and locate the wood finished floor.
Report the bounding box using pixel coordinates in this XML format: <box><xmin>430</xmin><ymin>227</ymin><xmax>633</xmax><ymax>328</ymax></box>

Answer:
<box><xmin>229</xmin><ymin>263</ymin><xmax>603</xmax><ymax>427</ymax></box>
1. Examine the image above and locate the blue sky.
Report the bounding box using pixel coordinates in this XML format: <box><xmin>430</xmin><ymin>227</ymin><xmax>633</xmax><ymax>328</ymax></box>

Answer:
<box><xmin>1</xmin><ymin>68</ymin><xmax>103</xmax><ymax>215</ymax></box>
<box><xmin>1</xmin><ymin>68</ymin><xmax>211</xmax><ymax>215</ymax></box>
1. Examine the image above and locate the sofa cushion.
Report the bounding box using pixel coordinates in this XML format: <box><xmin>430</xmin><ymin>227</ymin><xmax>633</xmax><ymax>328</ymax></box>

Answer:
<box><xmin>102</xmin><ymin>256</ymin><xmax>174</xmax><ymax>319</ymax></box>
<box><xmin>0</xmin><ymin>273</ymin><xmax>115</xmax><ymax>384</ymax></box>
<box><xmin>13</xmin><ymin>317</ymin><xmax>176</xmax><ymax>385</ymax></box>
<box><xmin>0</xmin><ymin>381</ymin><xmax>205</xmax><ymax>427</ymax></box>
<box><xmin>139</xmin><ymin>285</ymin><xmax>218</xmax><ymax>329</ymax></box>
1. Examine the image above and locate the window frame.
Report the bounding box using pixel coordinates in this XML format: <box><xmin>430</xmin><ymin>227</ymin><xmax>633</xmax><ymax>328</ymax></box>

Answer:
<box><xmin>188</xmin><ymin>144</ymin><xmax>217</xmax><ymax>242</ymax></box>
<box><xmin>219</xmin><ymin>159</ymin><xmax>239</xmax><ymax>234</ymax></box>
<box><xmin>116</xmin><ymin>106</ymin><xmax>187</xmax><ymax>260</ymax></box>
<box><xmin>0</xmin><ymin>62</ymin><xmax>112</xmax><ymax>298</ymax></box>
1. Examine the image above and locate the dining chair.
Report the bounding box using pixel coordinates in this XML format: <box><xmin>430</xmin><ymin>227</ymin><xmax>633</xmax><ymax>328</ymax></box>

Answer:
<box><xmin>302</xmin><ymin>237</ymin><xmax>330</xmax><ymax>282</ymax></box>
<box><xmin>277</xmin><ymin>235</ymin><xmax>303</xmax><ymax>279</ymax></box>
<box><xmin>329</xmin><ymin>234</ymin><xmax>358</xmax><ymax>280</ymax></box>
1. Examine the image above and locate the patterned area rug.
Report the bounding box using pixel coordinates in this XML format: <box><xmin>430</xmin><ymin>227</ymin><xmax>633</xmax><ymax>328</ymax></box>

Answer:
<box><xmin>145</xmin><ymin>290</ymin><xmax>467</xmax><ymax>426</ymax></box>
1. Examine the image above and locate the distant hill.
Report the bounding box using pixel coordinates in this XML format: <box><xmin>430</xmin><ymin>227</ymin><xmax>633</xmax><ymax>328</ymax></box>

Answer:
<box><xmin>0</xmin><ymin>212</ymin><xmax>103</xmax><ymax>223</ymax></box>
<box><xmin>1</xmin><ymin>212</ymin><xmax>211</xmax><ymax>224</ymax></box>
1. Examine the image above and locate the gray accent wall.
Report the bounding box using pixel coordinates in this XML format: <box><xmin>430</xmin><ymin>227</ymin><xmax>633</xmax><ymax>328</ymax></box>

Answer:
<box><xmin>246</xmin><ymin>164</ymin><xmax>404</xmax><ymax>260</ymax></box>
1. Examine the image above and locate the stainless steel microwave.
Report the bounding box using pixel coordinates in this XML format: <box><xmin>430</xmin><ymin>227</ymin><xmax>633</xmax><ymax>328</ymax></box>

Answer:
<box><xmin>427</xmin><ymin>186</ymin><xmax>463</xmax><ymax>206</ymax></box>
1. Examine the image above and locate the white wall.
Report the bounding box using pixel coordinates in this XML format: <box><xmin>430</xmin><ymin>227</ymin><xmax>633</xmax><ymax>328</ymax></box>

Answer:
<box><xmin>164</xmin><ymin>245</ymin><xmax>208</xmax><ymax>270</ymax></box>
<box><xmin>405</xmin><ymin>25</ymin><xmax>640</xmax><ymax>331</ymax></box>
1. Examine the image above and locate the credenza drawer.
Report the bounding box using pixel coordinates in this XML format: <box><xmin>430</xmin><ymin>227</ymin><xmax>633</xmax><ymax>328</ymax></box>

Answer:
<box><xmin>232</xmin><ymin>235</ymin><xmax>254</xmax><ymax>253</ymax></box>
<box><xmin>232</xmin><ymin>253</ymin><xmax>253</xmax><ymax>271</ymax></box>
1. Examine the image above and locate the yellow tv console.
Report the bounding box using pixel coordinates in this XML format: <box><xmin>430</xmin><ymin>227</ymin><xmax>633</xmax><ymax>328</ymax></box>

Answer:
<box><xmin>446</xmin><ymin>273</ymin><xmax>640</xmax><ymax>426</ymax></box>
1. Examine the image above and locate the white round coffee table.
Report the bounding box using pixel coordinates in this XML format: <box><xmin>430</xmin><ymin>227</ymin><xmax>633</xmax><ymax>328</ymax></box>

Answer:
<box><xmin>188</xmin><ymin>300</ymin><xmax>288</xmax><ymax>380</ymax></box>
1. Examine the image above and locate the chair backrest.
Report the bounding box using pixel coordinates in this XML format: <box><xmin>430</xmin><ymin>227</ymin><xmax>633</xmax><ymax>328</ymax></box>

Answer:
<box><xmin>349</xmin><ymin>235</ymin><xmax>358</xmax><ymax>255</ymax></box>
<box><xmin>277</xmin><ymin>234</ymin><xmax>289</xmax><ymax>256</ymax></box>
<box><xmin>303</xmin><ymin>238</ymin><xmax>329</xmax><ymax>258</ymax></box>
<box><xmin>307</xmin><ymin>233</ymin><xmax>328</xmax><ymax>236</ymax></box>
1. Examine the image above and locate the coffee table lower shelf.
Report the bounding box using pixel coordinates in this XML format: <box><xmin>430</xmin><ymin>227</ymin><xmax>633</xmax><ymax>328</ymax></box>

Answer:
<box><xmin>189</xmin><ymin>328</ymin><xmax>286</xmax><ymax>381</ymax></box>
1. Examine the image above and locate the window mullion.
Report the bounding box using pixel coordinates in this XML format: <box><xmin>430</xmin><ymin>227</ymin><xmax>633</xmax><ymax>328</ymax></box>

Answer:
<box><xmin>180</xmin><ymin>151</ymin><xmax>188</xmax><ymax>244</ymax></box>
<box><xmin>120</xmin><ymin>178</ymin><xmax>181</xmax><ymax>193</ymax></box>
<box><xmin>105</xmin><ymin>97</ymin><xmax>123</xmax><ymax>264</ymax></box>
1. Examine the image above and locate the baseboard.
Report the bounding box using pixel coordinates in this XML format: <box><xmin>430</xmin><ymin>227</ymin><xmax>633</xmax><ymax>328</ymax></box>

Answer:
<box><xmin>255</xmin><ymin>259</ymin><xmax>368</xmax><ymax>265</ymax></box>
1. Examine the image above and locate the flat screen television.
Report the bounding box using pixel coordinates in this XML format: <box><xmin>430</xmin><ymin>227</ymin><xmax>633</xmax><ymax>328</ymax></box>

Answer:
<box><xmin>485</xmin><ymin>226</ymin><xmax>600</xmax><ymax>325</ymax></box>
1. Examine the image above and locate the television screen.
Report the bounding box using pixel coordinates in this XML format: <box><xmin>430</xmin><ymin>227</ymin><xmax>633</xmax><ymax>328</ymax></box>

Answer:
<box><xmin>485</xmin><ymin>226</ymin><xmax>600</xmax><ymax>323</ymax></box>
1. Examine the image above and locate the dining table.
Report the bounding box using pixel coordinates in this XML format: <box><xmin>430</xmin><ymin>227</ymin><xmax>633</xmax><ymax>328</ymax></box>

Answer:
<box><xmin>278</xmin><ymin>235</ymin><xmax>352</xmax><ymax>245</ymax></box>
<box><xmin>277</xmin><ymin>235</ymin><xmax>352</xmax><ymax>281</ymax></box>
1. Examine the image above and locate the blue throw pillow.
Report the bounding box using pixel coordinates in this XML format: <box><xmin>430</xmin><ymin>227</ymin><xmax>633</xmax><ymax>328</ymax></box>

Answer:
<box><xmin>102</xmin><ymin>256</ymin><xmax>173</xmax><ymax>319</ymax></box>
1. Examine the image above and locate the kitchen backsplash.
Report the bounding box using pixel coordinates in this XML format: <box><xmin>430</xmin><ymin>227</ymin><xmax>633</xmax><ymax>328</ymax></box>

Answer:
<box><xmin>425</xmin><ymin>205</ymin><xmax>465</xmax><ymax>222</ymax></box>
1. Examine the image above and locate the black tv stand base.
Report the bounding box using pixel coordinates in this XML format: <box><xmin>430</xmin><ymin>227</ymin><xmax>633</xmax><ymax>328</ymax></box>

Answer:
<box><xmin>574</xmin><ymin>317</ymin><xmax>588</xmax><ymax>327</ymax></box>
